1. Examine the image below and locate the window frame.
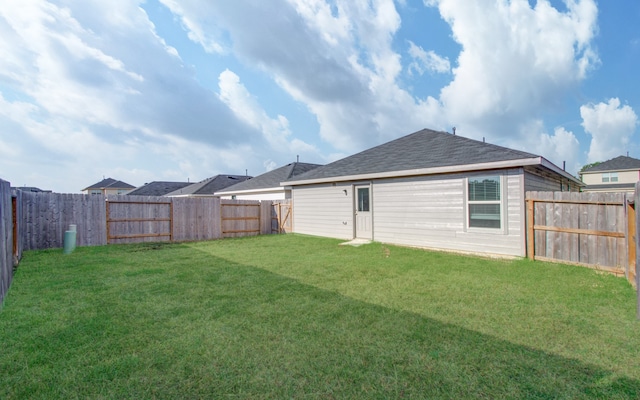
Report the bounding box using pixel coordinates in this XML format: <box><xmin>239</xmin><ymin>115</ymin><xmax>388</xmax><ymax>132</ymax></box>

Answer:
<box><xmin>465</xmin><ymin>174</ymin><xmax>506</xmax><ymax>233</ymax></box>
<box><xmin>602</xmin><ymin>172</ymin><xmax>619</xmax><ymax>183</ymax></box>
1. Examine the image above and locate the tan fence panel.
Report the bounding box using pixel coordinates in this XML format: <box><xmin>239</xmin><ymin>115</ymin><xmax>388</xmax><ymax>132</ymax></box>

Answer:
<box><xmin>526</xmin><ymin>191</ymin><xmax>629</xmax><ymax>277</ymax></box>
<box><xmin>272</xmin><ymin>200</ymin><xmax>292</xmax><ymax>233</ymax></box>
<box><xmin>172</xmin><ymin>196</ymin><xmax>222</xmax><ymax>242</ymax></box>
<box><xmin>221</xmin><ymin>200</ymin><xmax>261</xmax><ymax>238</ymax></box>
<box><xmin>106</xmin><ymin>195</ymin><xmax>172</xmax><ymax>244</ymax></box>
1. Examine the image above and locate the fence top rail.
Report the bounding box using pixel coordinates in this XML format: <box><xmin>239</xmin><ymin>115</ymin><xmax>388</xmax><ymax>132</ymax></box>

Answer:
<box><xmin>525</xmin><ymin>198</ymin><xmax>625</xmax><ymax>206</ymax></box>
<box><xmin>106</xmin><ymin>200</ymin><xmax>172</xmax><ymax>205</ymax></box>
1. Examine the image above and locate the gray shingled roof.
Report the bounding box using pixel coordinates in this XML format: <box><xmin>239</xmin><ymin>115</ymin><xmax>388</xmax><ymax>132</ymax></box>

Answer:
<box><xmin>583</xmin><ymin>182</ymin><xmax>636</xmax><ymax>191</ymax></box>
<box><xmin>217</xmin><ymin>162</ymin><xmax>322</xmax><ymax>193</ymax></box>
<box><xmin>581</xmin><ymin>156</ymin><xmax>640</xmax><ymax>173</ymax></box>
<box><xmin>11</xmin><ymin>187</ymin><xmax>52</xmax><ymax>193</ymax></box>
<box><xmin>165</xmin><ymin>175</ymin><xmax>252</xmax><ymax>196</ymax></box>
<box><xmin>127</xmin><ymin>181</ymin><xmax>191</xmax><ymax>196</ymax></box>
<box><xmin>285</xmin><ymin>128</ymin><xmax>540</xmax><ymax>183</ymax></box>
<box><xmin>82</xmin><ymin>178</ymin><xmax>135</xmax><ymax>191</ymax></box>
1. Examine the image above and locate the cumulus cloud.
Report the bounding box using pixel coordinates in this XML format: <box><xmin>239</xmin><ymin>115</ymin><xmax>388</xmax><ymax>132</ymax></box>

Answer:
<box><xmin>407</xmin><ymin>41</ymin><xmax>450</xmax><ymax>75</ymax></box>
<box><xmin>581</xmin><ymin>98</ymin><xmax>638</xmax><ymax>162</ymax></box>
<box><xmin>500</xmin><ymin>119</ymin><xmax>581</xmax><ymax>174</ymax></box>
<box><xmin>159</xmin><ymin>0</ymin><xmax>445</xmax><ymax>152</ymax></box>
<box><xmin>0</xmin><ymin>0</ymin><xmax>289</xmax><ymax>191</ymax></box>
<box><xmin>217</xmin><ymin>69</ymin><xmax>320</xmax><ymax>159</ymax></box>
<box><xmin>429</xmin><ymin>0</ymin><xmax>599</xmax><ymax>143</ymax></box>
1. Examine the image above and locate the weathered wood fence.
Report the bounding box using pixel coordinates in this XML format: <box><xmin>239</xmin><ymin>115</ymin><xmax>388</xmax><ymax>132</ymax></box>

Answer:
<box><xmin>18</xmin><ymin>193</ymin><xmax>290</xmax><ymax>249</ymax></box>
<box><xmin>0</xmin><ymin>179</ymin><xmax>15</xmax><ymax>305</ymax></box>
<box><xmin>272</xmin><ymin>200</ymin><xmax>292</xmax><ymax>233</ymax></box>
<box><xmin>526</xmin><ymin>191</ymin><xmax>636</xmax><ymax>284</ymax></box>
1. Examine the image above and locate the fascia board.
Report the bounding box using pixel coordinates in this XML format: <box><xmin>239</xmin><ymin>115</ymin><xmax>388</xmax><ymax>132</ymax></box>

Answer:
<box><xmin>538</xmin><ymin>158</ymin><xmax>584</xmax><ymax>185</ymax></box>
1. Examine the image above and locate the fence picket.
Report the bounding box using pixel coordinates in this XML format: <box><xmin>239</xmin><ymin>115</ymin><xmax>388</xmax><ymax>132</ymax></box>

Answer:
<box><xmin>526</xmin><ymin>191</ymin><xmax>632</xmax><ymax>282</ymax></box>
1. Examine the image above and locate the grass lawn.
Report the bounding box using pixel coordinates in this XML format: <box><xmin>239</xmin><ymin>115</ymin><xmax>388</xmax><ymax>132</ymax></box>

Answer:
<box><xmin>1</xmin><ymin>234</ymin><xmax>640</xmax><ymax>399</ymax></box>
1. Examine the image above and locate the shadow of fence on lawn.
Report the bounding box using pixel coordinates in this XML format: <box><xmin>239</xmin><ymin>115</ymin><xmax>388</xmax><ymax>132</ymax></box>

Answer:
<box><xmin>4</xmin><ymin>243</ymin><xmax>640</xmax><ymax>399</ymax></box>
<box><xmin>181</xmin><ymin>247</ymin><xmax>640</xmax><ymax>399</ymax></box>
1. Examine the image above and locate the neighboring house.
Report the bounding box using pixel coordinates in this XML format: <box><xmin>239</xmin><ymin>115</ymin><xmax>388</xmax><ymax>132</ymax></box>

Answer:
<box><xmin>216</xmin><ymin>162</ymin><xmax>322</xmax><ymax>200</ymax></box>
<box><xmin>11</xmin><ymin>186</ymin><xmax>52</xmax><ymax>193</ymax></box>
<box><xmin>165</xmin><ymin>174</ymin><xmax>252</xmax><ymax>197</ymax></box>
<box><xmin>283</xmin><ymin>128</ymin><xmax>583</xmax><ymax>257</ymax></box>
<box><xmin>82</xmin><ymin>178</ymin><xmax>135</xmax><ymax>195</ymax></box>
<box><xmin>127</xmin><ymin>181</ymin><xmax>191</xmax><ymax>196</ymax></box>
<box><xmin>579</xmin><ymin>155</ymin><xmax>640</xmax><ymax>193</ymax></box>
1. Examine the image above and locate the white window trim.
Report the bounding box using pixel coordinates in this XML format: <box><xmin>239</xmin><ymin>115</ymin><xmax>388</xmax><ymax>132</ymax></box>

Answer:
<box><xmin>602</xmin><ymin>172</ymin><xmax>619</xmax><ymax>183</ymax></box>
<box><xmin>465</xmin><ymin>174</ymin><xmax>507</xmax><ymax>234</ymax></box>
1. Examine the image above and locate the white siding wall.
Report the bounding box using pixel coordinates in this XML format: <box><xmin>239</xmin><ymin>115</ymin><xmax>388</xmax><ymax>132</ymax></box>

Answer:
<box><xmin>220</xmin><ymin>189</ymin><xmax>286</xmax><ymax>201</ymax></box>
<box><xmin>292</xmin><ymin>183</ymin><xmax>354</xmax><ymax>240</ymax></box>
<box><xmin>292</xmin><ymin>170</ymin><xmax>527</xmax><ymax>256</ymax></box>
<box><xmin>581</xmin><ymin>170</ymin><xmax>640</xmax><ymax>185</ymax></box>
<box><xmin>373</xmin><ymin>170</ymin><xmax>525</xmax><ymax>257</ymax></box>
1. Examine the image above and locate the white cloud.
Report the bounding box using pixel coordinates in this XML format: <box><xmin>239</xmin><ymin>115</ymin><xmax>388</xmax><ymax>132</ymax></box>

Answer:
<box><xmin>0</xmin><ymin>0</ymin><xmax>299</xmax><ymax>192</ymax></box>
<box><xmin>428</xmin><ymin>0</ymin><xmax>599</xmax><ymax>144</ymax></box>
<box><xmin>581</xmin><ymin>98</ymin><xmax>638</xmax><ymax>162</ymax></box>
<box><xmin>407</xmin><ymin>41</ymin><xmax>450</xmax><ymax>75</ymax></box>
<box><xmin>217</xmin><ymin>69</ymin><xmax>320</xmax><ymax>159</ymax></box>
<box><xmin>501</xmin><ymin>119</ymin><xmax>581</xmax><ymax>174</ymax></box>
<box><xmin>159</xmin><ymin>0</ymin><xmax>445</xmax><ymax>153</ymax></box>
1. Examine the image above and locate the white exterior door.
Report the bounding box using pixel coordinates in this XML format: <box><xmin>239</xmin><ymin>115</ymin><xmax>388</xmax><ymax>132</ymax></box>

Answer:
<box><xmin>354</xmin><ymin>185</ymin><xmax>372</xmax><ymax>239</ymax></box>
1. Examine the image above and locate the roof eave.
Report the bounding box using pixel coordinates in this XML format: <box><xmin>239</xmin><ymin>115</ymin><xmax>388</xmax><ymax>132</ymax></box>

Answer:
<box><xmin>538</xmin><ymin>157</ymin><xmax>584</xmax><ymax>186</ymax></box>
<box><xmin>581</xmin><ymin>167</ymin><xmax>640</xmax><ymax>174</ymax></box>
<box><xmin>283</xmin><ymin>157</ymin><xmax>549</xmax><ymax>186</ymax></box>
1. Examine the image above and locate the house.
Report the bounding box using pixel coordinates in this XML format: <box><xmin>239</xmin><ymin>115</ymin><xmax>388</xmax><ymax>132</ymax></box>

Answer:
<box><xmin>283</xmin><ymin>128</ymin><xmax>583</xmax><ymax>257</ymax></box>
<box><xmin>164</xmin><ymin>174</ymin><xmax>252</xmax><ymax>197</ymax></box>
<box><xmin>127</xmin><ymin>181</ymin><xmax>191</xmax><ymax>196</ymax></box>
<box><xmin>216</xmin><ymin>162</ymin><xmax>322</xmax><ymax>200</ymax></box>
<box><xmin>579</xmin><ymin>155</ymin><xmax>640</xmax><ymax>193</ymax></box>
<box><xmin>82</xmin><ymin>178</ymin><xmax>135</xmax><ymax>195</ymax></box>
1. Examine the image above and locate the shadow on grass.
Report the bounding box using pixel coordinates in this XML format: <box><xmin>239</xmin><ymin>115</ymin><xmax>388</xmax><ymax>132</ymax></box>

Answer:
<box><xmin>177</xmin><ymin>249</ymin><xmax>640</xmax><ymax>398</ymax></box>
<box><xmin>3</xmin><ymin>244</ymin><xmax>640</xmax><ymax>399</ymax></box>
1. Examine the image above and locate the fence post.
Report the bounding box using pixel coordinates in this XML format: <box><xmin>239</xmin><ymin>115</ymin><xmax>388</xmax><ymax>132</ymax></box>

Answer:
<box><xmin>526</xmin><ymin>197</ymin><xmax>534</xmax><ymax>260</ymax></box>
<box><xmin>635</xmin><ymin>181</ymin><xmax>639</xmax><ymax>320</ymax></box>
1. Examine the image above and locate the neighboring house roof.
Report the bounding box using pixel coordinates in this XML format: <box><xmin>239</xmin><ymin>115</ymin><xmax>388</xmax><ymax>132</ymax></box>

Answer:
<box><xmin>11</xmin><ymin>186</ymin><xmax>52</xmax><ymax>193</ymax></box>
<box><xmin>285</xmin><ymin>128</ymin><xmax>582</xmax><ymax>186</ymax></box>
<box><xmin>581</xmin><ymin>182</ymin><xmax>636</xmax><ymax>191</ymax></box>
<box><xmin>165</xmin><ymin>174</ymin><xmax>252</xmax><ymax>196</ymax></box>
<box><xmin>82</xmin><ymin>178</ymin><xmax>136</xmax><ymax>191</ymax></box>
<box><xmin>127</xmin><ymin>181</ymin><xmax>191</xmax><ymax>196</ymax></box>
<box><xmin>217</xmin><ymin>162</ymin><xmax>322</xmax><ymax>194</ymax></box>
<box><xmin>581</xmin><ymin>156</ymin><xmax>640</xmax><ymax>173</ymax></box>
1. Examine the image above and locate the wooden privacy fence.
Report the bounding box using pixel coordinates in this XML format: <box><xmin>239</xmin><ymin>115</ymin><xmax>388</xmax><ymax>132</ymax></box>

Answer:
<box><xmin>272</xmin><ymin>200</ymin><xmax>292</xmax><ymax>233</ymax></box>
<box><xmin>526</xmin><ymin>191</ymin><xmax>636</xmax><ymax>283</ymax></box>
<box><xmin>15</xmin><ymin>192</ymin><xmax>290</xmax><ymax>250</ymax></box>
<box><xmin>0</xmin><ymin>179</ymin><xmax>14</xmax><ymax>304</ymax></box>
<box><xmin>107</xmin><ymin>199</ymin><xmax>173</xmax><ymax>244</ymax></box>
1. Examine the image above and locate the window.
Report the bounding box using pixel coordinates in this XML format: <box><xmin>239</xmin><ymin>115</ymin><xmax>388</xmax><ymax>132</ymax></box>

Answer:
<box><xmin>468</xmin><ymin>176</ymin><xmax>501</xmax><ymax>229</ymax></box>
<box><xmin>357</xmin><ymin>187</ymin><xmax>370</xmax><ymax>212</ymax></box>
<box><xmin>602</xmin><ymin>172</ymin><xmax>619</xmax><ymax>183</ymax></box>
<box><xmin>90</xmin><ymin>189</ymin><xmax>102</xmax><ymax>195</ymax></box>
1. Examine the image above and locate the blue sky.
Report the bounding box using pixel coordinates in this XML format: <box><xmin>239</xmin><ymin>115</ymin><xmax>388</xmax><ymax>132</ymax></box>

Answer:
<box><xmin>1</xmin><ymin>0</ymin><xmax>638</xmax><ymax>193</ymax></box>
